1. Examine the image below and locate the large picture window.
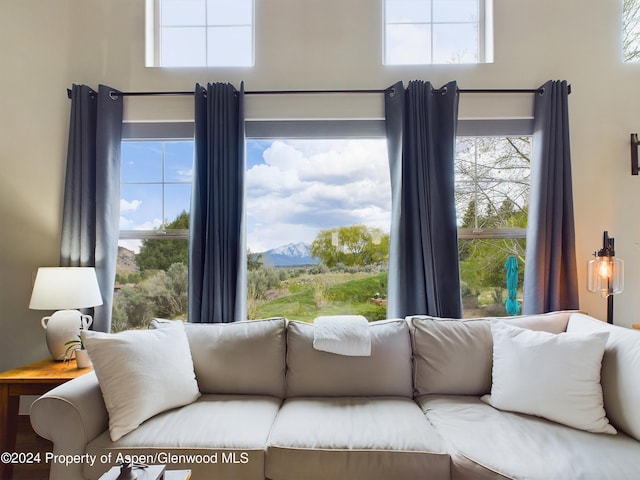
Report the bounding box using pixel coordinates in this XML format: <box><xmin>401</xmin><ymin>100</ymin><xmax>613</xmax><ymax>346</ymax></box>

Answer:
<box><xmin>114</xmin><ymin>124</ymin><xmax>193</xmax><ymax>331</ymax></box>
<box><xmin>245</xmin><ymin>136</ymin><xmax>391</xmax><ymax>322</ymax></box>
<box><xmin>112</xmin><ymin>118</ymin><xmax>530</xmax><ymax>328</ymax></box>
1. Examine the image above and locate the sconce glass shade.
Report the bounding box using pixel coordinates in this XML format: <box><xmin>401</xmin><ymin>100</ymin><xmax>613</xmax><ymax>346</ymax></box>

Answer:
<box><xmin>29</xmin><ymin>267</ymin><xmax>103</xmax><ymax>360</ymax></box>
<box><xmin>587</xmin><ymin>255</ymin><xmax>624</xmax><ymax>298</ymax></box>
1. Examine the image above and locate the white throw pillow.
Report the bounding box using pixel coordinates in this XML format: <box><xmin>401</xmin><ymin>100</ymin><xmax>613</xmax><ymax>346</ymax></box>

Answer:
<box><xmin>82</xmin><ymin>322</ymin><xmax>200</xmax><ymax>441</ymax></box>
<box><xmin>481</xmin><ymin>321</ymin><xmax>616</xmax><ymax>434</ymax></box>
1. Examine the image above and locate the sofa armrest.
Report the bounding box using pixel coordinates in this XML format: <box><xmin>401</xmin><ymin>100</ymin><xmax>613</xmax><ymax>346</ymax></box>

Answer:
<box><xmin>30</xmin><ymin>372</ymin><xmax>108</xmax><ymax>480</ymax></box>
<box><xmin>567</xmin><ymin>313</ymin><xmax>640</xmax><ymax>442</ymax></box>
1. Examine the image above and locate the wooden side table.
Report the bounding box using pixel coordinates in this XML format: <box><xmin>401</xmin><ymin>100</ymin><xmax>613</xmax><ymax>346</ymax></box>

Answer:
<box><xmin>0</xmin><ymin>358</ymin><xmax>92</xmax><ymax>479</ymax></box>
<box><xmin>632</xmin><ymin>323</ymin><xmax>640</xmax><ymax>330</ymax></box>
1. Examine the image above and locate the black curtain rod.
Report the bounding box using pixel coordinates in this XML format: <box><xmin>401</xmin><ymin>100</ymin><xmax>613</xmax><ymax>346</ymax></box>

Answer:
<box><xmin>67</xmin><ymin>86</ymin><xmax>570</xmax><ymax>98</ymax></box>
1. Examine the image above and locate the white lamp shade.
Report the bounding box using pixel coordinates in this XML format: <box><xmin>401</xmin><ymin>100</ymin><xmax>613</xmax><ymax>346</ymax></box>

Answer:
<box><xmin>29</xmin><ymin>267</ymin><xmax>103</xmax><ymax>310</ymax></box>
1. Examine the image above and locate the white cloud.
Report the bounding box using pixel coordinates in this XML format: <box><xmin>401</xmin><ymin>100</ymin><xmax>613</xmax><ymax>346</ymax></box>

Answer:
<box><xmin>119</xmin><ymin>198</ymin><xmax>162</xmax><ymax>231</ymax></box>
<box><xmin>119</xmin><ymin>216</ymin><xmax>163</xmax><ymax>231</ymax></box>
<box><xmin>176</xmin><ymin>168</ymin><xmax>193</xmax><ymax>182</ymax></box>
<box><xmin>119</xmin><ymin>216</ymin><xmax>135</xmax><ymax>230</ymax></box>
<box><xmin>246</xmin><ymin>139</ymin><xmax>391</xmax><ymax>252</ymax></box>
<box><xmin>120</xmin><ymin>199</ymin><xmax>142</xmax><ymax>212</ymax></box>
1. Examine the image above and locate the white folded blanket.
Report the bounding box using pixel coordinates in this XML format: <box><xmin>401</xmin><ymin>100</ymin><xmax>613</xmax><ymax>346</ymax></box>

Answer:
<box><xmin>313</xmin><ymin>315</ymin><xmax>372</xmax><ymax>357</ymax></box>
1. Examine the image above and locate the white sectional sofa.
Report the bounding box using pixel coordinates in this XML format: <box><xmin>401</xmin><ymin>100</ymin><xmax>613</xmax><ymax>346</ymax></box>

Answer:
<box><xmin>30</xmin><ymin>311</ymin><xmax>640</xmax><ymax>480</ymax></box>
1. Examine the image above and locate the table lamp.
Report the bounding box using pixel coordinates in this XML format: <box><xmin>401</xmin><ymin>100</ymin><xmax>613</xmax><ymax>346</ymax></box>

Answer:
<box><xmin>29</xmin><ymin>267</ymin><xmax>103</xmax><ymax>360</ymax></box>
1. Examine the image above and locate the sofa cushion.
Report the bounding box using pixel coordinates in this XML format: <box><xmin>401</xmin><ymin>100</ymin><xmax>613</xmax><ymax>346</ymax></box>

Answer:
<box><xmin>285</xmin><ymin>319</ymin><xmax>413</xmax><ymax>397</ymax></box>
<box><xmin>417</xmin><ymin>395</ymin><xmax>640</xmax><ymax>480</ymax></box>
<box><xmin>409</xmin><ymin>311</ymin><xmax>573</xmax><ymax>396</ymax></box>
<box><xmin>266</xmin><ymin>397</ymin><xmax>449</xmax><ymax>480</ymax></box>
<box><xmin>85</xmin><ymin>394</ymin><xmax>281</xmax><ymax>480</ymax></box>
<box><xmin>151</xmin><ymin>317</ymin><xmax>287</xmax><ymax>398</ymax></box>
<box><xmin>82</xmin><ymin>322</ymin><xmax>200</xmax><ymax>441</ymax></box>
<box><xmin>481</xmin><ymin>321</ymin><xmax>615</xmax><ymax>434</ymax></box>
<box><xmin>567</xmin><ymin>313</ymin><xmax>640</xmax><ymax>442</ymax></box>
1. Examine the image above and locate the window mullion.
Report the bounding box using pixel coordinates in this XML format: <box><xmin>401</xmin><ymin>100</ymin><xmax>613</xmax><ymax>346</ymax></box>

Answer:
<box><xmin>478</xmin><ymin>0</ymin><xmax>486</xmax><ymax>63</ymax></box>
<box><xmin>430</xmin><ymin>0</ymin><xmax>434</xmax><ymax>64</ymax></box>
<box><xmin>204</xmin><ymin>0</ymin><xmax>208</xmax><ymax>66</ymax></box>
<box><xmin>473</xmin><ymin>139</ymin><xmax>479</xmax><ymax>230</ymax></box>
<box><xmin>161</xmin><ymin>141</ymin><xmax>166</xmax><ymax>227</ymax></box>
<box><xmin>458</xmin><ymin>228</ymin><xmax>526</xmax><ymax>240</ymax></box>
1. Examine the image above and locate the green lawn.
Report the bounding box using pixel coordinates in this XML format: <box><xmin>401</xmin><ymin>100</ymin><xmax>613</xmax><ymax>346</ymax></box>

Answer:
<box><xmin>252</xmin><ymin>272</ymin><xmax>388</xmax><ymax>322</ymax></box>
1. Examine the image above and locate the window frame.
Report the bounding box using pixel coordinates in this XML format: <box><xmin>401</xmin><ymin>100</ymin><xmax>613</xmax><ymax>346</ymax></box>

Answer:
<box><xmin>118</xmin><ymin>116</ymin><xmax>530</xmax><ymax>326</ymax></box>
<box><xmin>119</xmin><ymin>122</ymin><xmax>195</xmax><ymax>242</ymax></box>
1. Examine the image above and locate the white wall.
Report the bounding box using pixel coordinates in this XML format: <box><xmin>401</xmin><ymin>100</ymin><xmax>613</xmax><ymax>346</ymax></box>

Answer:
<box><xmin>1</xmin><ymin>0</ymin><xmax>639</xmax><ymax>371</ymax></box>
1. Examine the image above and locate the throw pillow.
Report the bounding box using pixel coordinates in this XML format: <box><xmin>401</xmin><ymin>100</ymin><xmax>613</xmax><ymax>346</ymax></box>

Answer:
<box><xmin>82</xmin><ymin>321</ymin><xmax>200</xmax><ymax>441</ymax></box>
<box><xmin>150</xmin><ymin>317</ymin><xmax>288</xmax><ymax>398</ymax></box>
<box><xmin>286</xmin><ymin>319</ymin><xmax>413</xmax><ymax>397</ymax></box>
<box><xmin>409</xmin><ymin>311</ymin><xmax>572</xmax><ymax>396</ymax></box>
<box><xmin>481</xmin><ymin>321</ymin><xmax>616</xmax><ymax>434</ymax></box>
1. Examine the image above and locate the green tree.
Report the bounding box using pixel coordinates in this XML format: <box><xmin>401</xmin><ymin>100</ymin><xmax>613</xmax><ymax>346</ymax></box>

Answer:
<box><xmin>311</xmin><ymin>229</ymin><xmax>341</xmax><ymax>267</ymax></box>
<box><xmin>311</xmin><ymin>225</ymin><xmax>389</xmax><ymax>268</ymax></box>
<box><xmin>456</xmin><ymin>136</ymin><xmax>529</xmax><ymax>282</ymax></box>
<box><xmin>136</xmin><ymin>211</ymin><xmax>189</xmax><ymax>271</ymax></box>
<box><xmin>458</xmin><ymin>200</ymin><xmax>478</xmax><ymax>262</ymax></box>
<box><xmin>247</xmin><ymin>249</ymin><xmax>264</xmax><ymax>271</ymax></box>
<box><xmin>458</xmin><ymin>198</ymin><xmax>526</xmax><ymax>308</ymax></box>
<box><xmin>111</xmin><ymin>285</ymin><xmax>155</xmax><ymax>331</ymax></box>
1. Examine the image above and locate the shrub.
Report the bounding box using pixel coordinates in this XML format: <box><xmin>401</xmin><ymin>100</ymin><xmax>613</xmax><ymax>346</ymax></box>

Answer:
<box><xmin>111</xmin><ymin>263</ymin><xmax>187</xmax><ymax>331</ymax></box>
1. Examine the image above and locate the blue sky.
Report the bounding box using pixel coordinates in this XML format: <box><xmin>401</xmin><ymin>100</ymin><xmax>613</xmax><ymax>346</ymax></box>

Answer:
<box><xmin>119</xmin><ymin>138</ymin><xmax>392</xmax><ymax>253</ymax></box>
<box><xmin>120</xmin><ymin>141</ymin><xmax>193</xmax><ymax>233</ymax></box>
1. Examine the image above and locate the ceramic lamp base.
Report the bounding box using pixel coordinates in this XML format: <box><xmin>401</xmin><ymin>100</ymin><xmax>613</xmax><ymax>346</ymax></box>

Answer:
<box><xmin>41</xmin><ymin>310</ymin><xmax>92</xmax><ymax>361</ymax></box>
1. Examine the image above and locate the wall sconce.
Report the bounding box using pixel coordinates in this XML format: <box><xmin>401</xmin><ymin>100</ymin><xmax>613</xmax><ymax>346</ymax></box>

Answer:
<box><xmin>631</xmin><ymin>133</ymin><xmax>639</xmax><ymax>175</ymax></box>
<box><xmin>587</xmin><ymin>231</ymin><xmax>624</xmax><ymax>324</ymax></box>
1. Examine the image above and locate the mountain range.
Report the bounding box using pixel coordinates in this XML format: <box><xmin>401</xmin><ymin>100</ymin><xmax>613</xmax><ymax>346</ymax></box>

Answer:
<box><xmin>260</xmin><ymin>242</ymin><xmax>318</xmax><ymax>267</ymax></box>
<box><xmin>117</xmin><ymin>242</ymin><xmax>318</xmax><ymax>271</ymax></box>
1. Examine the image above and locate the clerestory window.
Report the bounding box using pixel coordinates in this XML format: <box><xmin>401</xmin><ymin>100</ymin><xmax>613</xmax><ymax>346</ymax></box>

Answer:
<box><xmin>383</xmin><ymin>0</ymin><xmax>493</xmax><ymax>65</ymax></box>
<box><xmin>146</xmin><ymin>0</ymin><xmax>254</xmax><ymax>67</ymax></box>
<box><xmin>624</xmin><ymin>0</ymin><xmax>640</xmax><ymax>62</ymax></box>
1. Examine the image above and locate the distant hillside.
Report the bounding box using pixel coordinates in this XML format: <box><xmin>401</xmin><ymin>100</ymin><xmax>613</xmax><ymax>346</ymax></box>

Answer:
<box><xmin>261</xmin><ymin>242</ymin><xmax>318</xmax><ymax>267</ymax></box>
<box><xmin>117</xmin><ymin>246</ymin><xmax>138</xmax><ymax>274</ymax></box>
